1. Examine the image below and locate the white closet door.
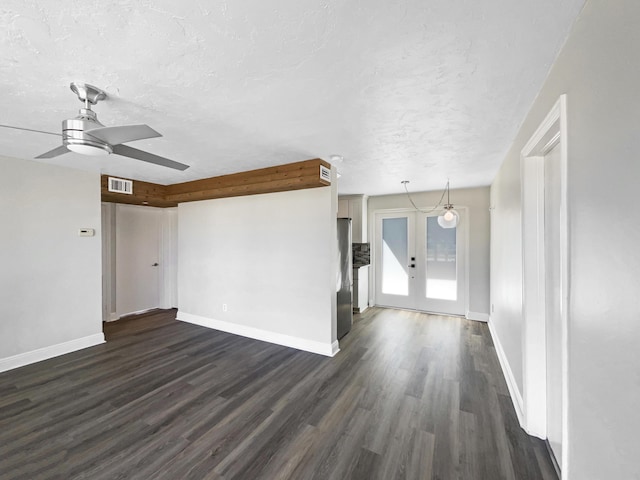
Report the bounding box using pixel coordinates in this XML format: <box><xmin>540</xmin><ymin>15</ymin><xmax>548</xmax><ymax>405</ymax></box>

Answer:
<box><xmin>116</xmin><ymin>204</ymin><xmax>161</xmax><ymax>317</ymax></box>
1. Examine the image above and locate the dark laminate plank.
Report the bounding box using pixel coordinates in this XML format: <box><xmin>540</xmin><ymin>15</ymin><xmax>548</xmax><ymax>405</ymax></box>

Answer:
<box><xmin>372</xmin><ymin>394</ymin><xmax>420</xmax><ymax>480</ymax></box>
<box><xmin>282</xmin><ymin>382</ymin><xmax>367</xmax><ymax>480</ymax></box>
<box><xmin>351</xmin><ymin>448</ymin><xmax>382</xmax><ymax>480</ymax></box>
<box><xmin>152</xmin><ymin>403</ymin><xmax>274</xmax><ymax>480</ymax></box>
<box><xmin>252</xmin><ymin>423</ymin><xmax>319</xmax><ymax>480</ymax></box>
<box><xmin>431</xmin><ymin>378</ymin><xmax>461</xmax><ymax>480</ymax></box>
<box><xmin>405</xmin><ymin>428</ymin><xmax>435</xmax><ymax>480</ymax></box>
<box><xmin>311</xmin><ymin>406</ymin><xmax>372</xmax><ymax>480</ymax></box>
<box><xmin>405</xmin><ymin>346</ymin><xmax>433</xmax><ymax>399</ymax></box>
<box><xmin>76</xmin><ymin>434</ymin><xmax>190</xmax><ymax>480</ymax></box>
<box><xmin>498</xmin><ymin>393</ymin><xmax>551</xmax><ymax>480</ymax></box>
<box><xmin>0</xmin><ymin>356</ymin><xmax>215</xmax><ymax>460</ymax></box>
<box><xmin>362</xmin><ymin>368</ymin><xmax>411</xmax><ymax>455</ymax></box>
<box><xmin>0</xmin><ymin>308</ymin><xmax>558</xmax><ymax>480</ymax></box>
<box><xmin>459</xmin><ymin>411</ymin><xmax>480</xmax><ymax>479</ymax></box>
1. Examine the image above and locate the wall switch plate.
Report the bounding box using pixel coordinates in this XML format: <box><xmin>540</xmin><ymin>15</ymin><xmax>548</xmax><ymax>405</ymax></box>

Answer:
<box><xmin>79</xmin><ymin>228</ymin><xmax>95</xmax><ymax>237</ymax></box>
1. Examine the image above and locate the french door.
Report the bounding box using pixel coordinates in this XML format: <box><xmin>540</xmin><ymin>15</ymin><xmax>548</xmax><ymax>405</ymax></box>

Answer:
<box><xmin>374</xmin><ymin>210</ymin><xmax>466</xmax><ymax>315</ymax></box>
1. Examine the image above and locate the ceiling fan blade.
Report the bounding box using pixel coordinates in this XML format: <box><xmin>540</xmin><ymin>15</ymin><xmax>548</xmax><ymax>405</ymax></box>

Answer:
<box><xmin>35</xmin><ymin>145</ymin><xmax>70</xmax><ymax>159</ymax></box>
<box><xmin>84</xmin><ymin>124</ymin><xmax>161</xmax><ymax>145</ymax></box>
<box><xmin>0</xmin><ymin>124</ymin><xmax>61</xmax><ymax>137</ymax></box>
<box><xmin>112</xmin><ymin>144</ymin><xmax>189</xmax><ymax>171</ymax></box>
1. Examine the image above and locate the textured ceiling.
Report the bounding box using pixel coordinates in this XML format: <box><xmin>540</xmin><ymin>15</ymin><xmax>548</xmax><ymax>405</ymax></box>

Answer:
<box><xmin>0</xmin><ymin>0</ymin><xmax>584</xmax><ymax>195</ymax></box>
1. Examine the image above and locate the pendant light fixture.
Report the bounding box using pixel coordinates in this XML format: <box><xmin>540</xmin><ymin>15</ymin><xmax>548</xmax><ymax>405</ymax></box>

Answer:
<box><xmin>401</xmin><ymin>179</ymin><xmax>460</xmax><ymax>229</ymax></box>
<box><xmin>437</xmin><ymin>180</ymin><xmax>459</xmax><ymax>228</ymax></box>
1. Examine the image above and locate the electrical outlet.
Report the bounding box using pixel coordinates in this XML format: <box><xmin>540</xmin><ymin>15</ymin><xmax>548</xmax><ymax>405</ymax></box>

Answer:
<box><xmin>491</xmin><ymin>303</ymin><xmax>495</xmax><ymax>313</ymax></box>
<box><xmin>222</xmin><ymin>304</ymin><xmax>228</xmax><ymax>312</ymax></box>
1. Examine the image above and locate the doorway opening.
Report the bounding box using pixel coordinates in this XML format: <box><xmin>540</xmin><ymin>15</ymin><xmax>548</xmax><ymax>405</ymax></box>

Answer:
<box><xmin>101</xmin><ymin>203</ymin><xmax>178</xmax><ymax>328</ymax></box>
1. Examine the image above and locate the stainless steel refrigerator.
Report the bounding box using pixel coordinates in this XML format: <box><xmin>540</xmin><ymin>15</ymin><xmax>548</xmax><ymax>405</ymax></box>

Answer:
<box><xmin>337</xmin><ymin>218</ymin><xmax>353</xmax><ymax>339</ymax></box>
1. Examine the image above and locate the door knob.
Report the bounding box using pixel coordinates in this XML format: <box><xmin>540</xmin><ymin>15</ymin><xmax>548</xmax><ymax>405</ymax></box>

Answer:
<box><xmin>152</xmin><ymin>263</ymin><xmax>159</xmax><ymax>266</ymax></box>
<box><xmin>409</xmin><ymin>264</ymin><xmax>415</xmax><ymax>268</ymax></box>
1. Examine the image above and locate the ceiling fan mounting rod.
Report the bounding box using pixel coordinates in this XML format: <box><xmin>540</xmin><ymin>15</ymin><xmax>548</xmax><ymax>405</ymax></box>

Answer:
<box><xmin>70</xmin><ymin>82</ymin><xmax>107</xmax><ymax>106</ymax></box>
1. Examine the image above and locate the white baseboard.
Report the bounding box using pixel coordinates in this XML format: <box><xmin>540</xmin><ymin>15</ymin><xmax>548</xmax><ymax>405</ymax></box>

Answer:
<box><xmin>487</xmin><ymin>319</ymin><xmax>525</xmax><ymax>427</ymax></box>
<box><xmin>0</xmin><ymin>333</ymin><xmax>105</xmax><ymax>373</ymax></box>
<box><xmin>177</xmin><ymin>312</ymin><xmax>339</xmax><ymax>357</ymax></box>
<box><xmin>466</xmin><ymin>311</ymin><xmax>490</xmax><ymax>322</ymax></box>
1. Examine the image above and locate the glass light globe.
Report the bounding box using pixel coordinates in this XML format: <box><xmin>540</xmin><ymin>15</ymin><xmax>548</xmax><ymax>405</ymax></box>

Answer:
<box><xmin>437</xmin><ymin>209</ymin><xmax>459</xmax><ymax>228</ymax></box>
<box><xmin>67</xmin><ymin>144</ymin><xmax>110</xmax><ymax>156</ymax></box>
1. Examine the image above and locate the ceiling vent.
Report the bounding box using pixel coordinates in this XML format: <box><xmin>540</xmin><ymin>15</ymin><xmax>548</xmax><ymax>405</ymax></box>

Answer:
<box><xmin>108</xmin><ymin>177</ymin><xmax>133</xmax><ymax>195</ymax></box>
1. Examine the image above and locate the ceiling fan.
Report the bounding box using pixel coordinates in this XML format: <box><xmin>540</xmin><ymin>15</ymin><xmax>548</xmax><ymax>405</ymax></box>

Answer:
<box><xmin>0</xmin><ymin>82</ymin><xmax>189</xmax><ymax>171</ymax></box>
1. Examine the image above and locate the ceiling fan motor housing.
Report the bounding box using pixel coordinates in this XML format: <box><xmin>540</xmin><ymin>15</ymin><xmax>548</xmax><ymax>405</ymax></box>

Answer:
<box><xmin>24</xmin><ymin>82</ymin><xmax>188</xmax><ymax>168</ymax></box>
<box><xmin>62</xmin><ymin>108</ymin><xmax>113</xmax><ymax>154</ymax></box>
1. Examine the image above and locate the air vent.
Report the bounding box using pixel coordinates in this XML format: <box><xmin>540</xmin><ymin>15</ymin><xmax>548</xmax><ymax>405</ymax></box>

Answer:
<box><xmin>320</xmin><ymin>165</ymin><xmax>331</xmax><ymax>183</ymax></box>
<box><xmin>108</xmin><ymin>177</ymin><xmax>133</xmax><ymax>195</ymax></box>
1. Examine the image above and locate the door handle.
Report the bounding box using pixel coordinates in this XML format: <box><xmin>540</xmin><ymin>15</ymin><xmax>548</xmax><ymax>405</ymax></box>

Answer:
<box><xmin>152</xmin><ymin>263</ymin><xmax>159</xmax><ymax>267</ymax></box>
<box><xmin>408</xmin><ymin>264</ymin><xmax>415</xmax><ymax>268</ymax></box>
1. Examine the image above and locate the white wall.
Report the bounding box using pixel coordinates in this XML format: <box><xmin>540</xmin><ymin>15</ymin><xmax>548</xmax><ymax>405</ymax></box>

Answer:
<box><xmin>490</xmin><ymin>156</ymin><xmax>525</xmax><ymax>392</ymax></box>
<box><xmin>490</xmin><ymin>1</ymin><xmax>640</xmax><ymax>478</ymax></box>
<box><xmin>0</xmin><ymin>155</ymin><xmax>103</xmax><ymax>371</ymax></box>
<box><xmin>177</xmin><ymin>181</ymin><xmax>338</xmax><ymax>356</ymax></box>
<box><xmin>368</xmin><ymin>187</ymin><xmax>491</xmax><ymax>319</ymax></box>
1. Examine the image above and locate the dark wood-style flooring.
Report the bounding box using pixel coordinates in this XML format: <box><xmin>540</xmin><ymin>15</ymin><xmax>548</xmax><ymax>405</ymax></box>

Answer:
<box><xmin>0</xmin><ymin>308</ymin><xmax>557</xmax><ymax>479</ymax></box>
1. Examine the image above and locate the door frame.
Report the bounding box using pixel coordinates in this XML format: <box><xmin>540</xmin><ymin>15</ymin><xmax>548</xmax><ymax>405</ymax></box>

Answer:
<box><xmin>101</xmin><ymin>203</ymin><xmax>178</xmax><ymax>322</ymax></box>
<box><xmin>520</xmin><ymin>95</ymin><xmax>569</xmax><ymax>476</ymax></box>
<box><xmin>371</xmin><ymin>206</ymin><xmax>469</xmax><ymax>316</ymax></box>
<box><xmin>101</xmin><ymin>202</ymin><xmax>117</xmax><ymax>321</ymax></box>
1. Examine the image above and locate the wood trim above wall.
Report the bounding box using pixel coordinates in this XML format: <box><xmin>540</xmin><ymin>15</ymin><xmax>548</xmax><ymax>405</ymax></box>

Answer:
<box><xmin>166</xmin><ymin>158</ymin><xmax>330</xmax><ymax>203</ymax></box>
<box><xmin>100</xmin><ymin>176</ymin><xmax>176</xmax><ymax>207</ymax></box>
<box><xmin>101</xmin><ymin>158</ymin><xmax>331</xmax><ymax>207</ymax></box>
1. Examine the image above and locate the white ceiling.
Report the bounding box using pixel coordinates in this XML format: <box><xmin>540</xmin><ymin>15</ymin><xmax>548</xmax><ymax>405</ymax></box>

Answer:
<box><xmin>0</xmin><ymin>0</ymin><xmax>584</xmax><ymax>195</ymax></box>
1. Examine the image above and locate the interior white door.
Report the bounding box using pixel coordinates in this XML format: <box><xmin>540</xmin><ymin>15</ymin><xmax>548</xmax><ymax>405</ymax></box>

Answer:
<box><xmin>374</xmin><ymin>210</ymin><xmax>466</xmax><ymax>315</ymax></box>
<box><xmin>544</xmin><ymin>144</ymin><xmax>563</xmax><ymax>465</ymax></box>
<box><xmin>115</xmin><ymin>204</ymin><xmax>161</xmax><ymax>317</ymax></box>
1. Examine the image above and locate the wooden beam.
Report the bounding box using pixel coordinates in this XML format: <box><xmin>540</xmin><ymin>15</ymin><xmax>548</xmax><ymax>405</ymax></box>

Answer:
<box><xmin>100</xmin><ymin>176</ymin><xmax>176</xmax><ymax>208</ymax></box>
<box><xmin>165</xmin><ymin>159</ymin><xmax>331</xmax><ymax>203</ymax></box>
<box><xmin>101</xmin><ymin>158</ymin><xmax>331</xmax><ymax>207</ymax></box>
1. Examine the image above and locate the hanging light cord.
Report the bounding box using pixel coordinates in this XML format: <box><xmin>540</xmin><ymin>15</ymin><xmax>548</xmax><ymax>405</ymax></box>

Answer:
<box><xmin>402</xmin><ymin>180</ymin><xmax>448</xmax><ymax>214</ymax></box>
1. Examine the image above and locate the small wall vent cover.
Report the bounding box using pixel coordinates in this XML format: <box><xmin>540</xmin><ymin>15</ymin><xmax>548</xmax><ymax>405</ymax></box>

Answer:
<box><xmin>320</xmin><ymin>165</ymin><xmax>331</xmax><ymax>183</ymax></box>
<box><xmin>108</xmin><ymin>177</ymin><xmax>133</xmax><ymax>195</ymax></box>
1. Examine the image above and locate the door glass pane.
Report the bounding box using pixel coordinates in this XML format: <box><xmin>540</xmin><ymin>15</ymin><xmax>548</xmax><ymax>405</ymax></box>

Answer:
<box><xmin>426</xmin><ymin>217</ymin><xmax>457</xmax><ymax>300</ymax></box>
<box><xmin>382</xmin><ymin>217</ymin><xmax>409</xmax><ymax>295</ymax></box>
